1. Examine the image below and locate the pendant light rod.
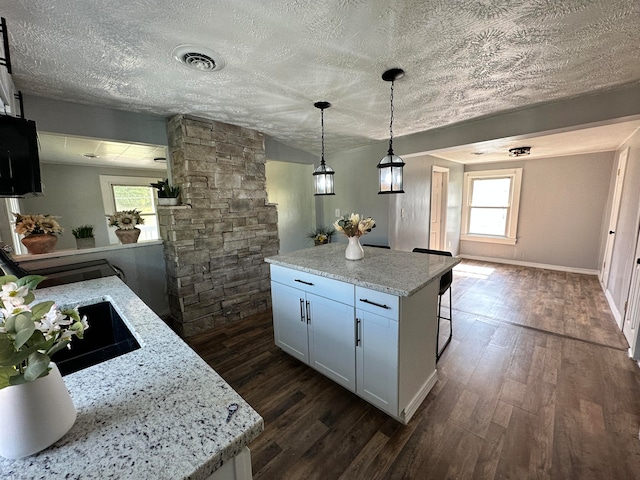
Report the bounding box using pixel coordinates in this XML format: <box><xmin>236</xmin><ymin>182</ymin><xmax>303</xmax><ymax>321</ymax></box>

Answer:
<box><xmin>314</xmin><ymin>101</ymin><xmax>331</xmax><ymax>165</ymax></box>
<box><xmin>382</xmin><ymin>68</ymin><xmax>404</xmax><ymax>156</ymax></box>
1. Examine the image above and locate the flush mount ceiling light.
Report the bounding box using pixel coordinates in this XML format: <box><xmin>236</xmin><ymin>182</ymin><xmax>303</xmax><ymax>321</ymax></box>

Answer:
<box><xmin>509</xmin><ymin>146</ymin><xmax>531</xmax><ymax>157</ymax></box>
<box><xmin>378</xmin><ymin>68</ymin><xmax>405</xmax><ymax>194</ymax></box>
<box><xmin>172</xmin><ymin>44</ymin><xmax>226</xmax><ymax>72</ymax></box>
<box><xmin>312</xmin><ymin>101</ymin><xmax>335</xmax><ymax>196</ymax></box>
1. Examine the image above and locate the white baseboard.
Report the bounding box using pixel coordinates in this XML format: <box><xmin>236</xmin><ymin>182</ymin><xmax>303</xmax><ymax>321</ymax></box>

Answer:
<box><xmin>605</xmin><ymin>288</ymin><xmax>624</xmax><ymax>329</ymax></box>
<box><xmin>458</xmin><ymin>254</ymin><xmax>599</xmax><ymax>276</ymax></box>
<box><xmin>402</xmin><ymin>369</ymin><xmax>438</xmax><ymax>424</ymax></box>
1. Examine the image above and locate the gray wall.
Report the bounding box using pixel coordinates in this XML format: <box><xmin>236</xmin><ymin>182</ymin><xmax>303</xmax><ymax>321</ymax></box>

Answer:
<box><xmin>265</xmin><ymin>160</ymin><xmax>316</xmax><ymax>254</ymax></box>
<box><xmin>606</xmin><ymin>130</ymin><xmax>640</xmax><ymax>316</ymax></box>
<box><xmin>390</xmin><ymin>154</ymin><xmax>463</xmax><ymax>253</ymax></box>
<box><xmin>19</xmin><ymin>163</ymin><xmax>163</xmax><ymax>251</ymax></box>
<box><xmin>319</xmin><ymin>140</ymin><xmax>393</xmax><ymax>247</ymax></box>
<box><xmin>23</xmin><ymin>94</ymin><xmax>168</xmax><ymax>146</ymax></box>
<box><xmin>461</xmin><ymin>152</ymin><xmax>615</xmax><ymax>270</ymax></box>
<box><xmin>17</xmin><ymin>243</ymin><xmax>170</xmax><ymax>317</ymax></box>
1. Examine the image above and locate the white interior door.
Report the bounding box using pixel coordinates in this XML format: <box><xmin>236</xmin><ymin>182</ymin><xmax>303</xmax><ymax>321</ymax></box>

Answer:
<box><xmin>601</xmin><ymin>148</ymin><xmax>628</xmax><ymax>288</ymax></box>
<box><xmin>623</xmin><ymin>232</ymin><xmax>640</xmax><ymax>357</ymax></box>
<box><xmin>429</xmin><ymin>166</ymin><xmax>449</xmax><ymax>251</ymax></box>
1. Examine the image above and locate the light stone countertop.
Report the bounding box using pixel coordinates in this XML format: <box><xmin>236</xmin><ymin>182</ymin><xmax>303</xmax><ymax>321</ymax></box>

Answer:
<box><xmin>265</xmin><ymin>244</ymin><xmax>460</xmax><ymax>296</ymax></box>
<box><xmin>0</xmin><ymin>276</ymin><xmax>263</xmax><ymax>480</ymax></box>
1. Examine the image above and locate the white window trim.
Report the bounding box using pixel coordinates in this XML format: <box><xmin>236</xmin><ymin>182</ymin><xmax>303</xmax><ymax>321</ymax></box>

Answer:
<box><xmin>461</xmin><ymin>168</ymin><xmax>523</xmax><ymax>245</ymax></box>
<box><xmin>99</xmin><ymin>175</ymin><xmax>160</xmax><ymax>244</ymax></box>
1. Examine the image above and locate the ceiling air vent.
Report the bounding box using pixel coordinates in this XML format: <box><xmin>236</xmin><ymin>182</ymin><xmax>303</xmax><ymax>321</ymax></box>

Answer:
<box><xmin>172</xmin><ymin>45</ymin><xmax>226</xmax><ymax>72</ymax></box>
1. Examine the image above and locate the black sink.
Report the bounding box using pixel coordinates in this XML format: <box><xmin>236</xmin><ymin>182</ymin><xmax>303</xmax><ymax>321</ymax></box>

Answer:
<box><xmin>52</xmin><ymin>301</ymin><xmax>140</xmax><ymax>376</ymax></box>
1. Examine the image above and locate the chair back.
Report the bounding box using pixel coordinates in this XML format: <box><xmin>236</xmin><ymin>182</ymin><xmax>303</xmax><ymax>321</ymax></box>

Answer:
<box><xmin>412</xmin><ymin>248</ymin><xmax>452</xmax><ymax>295</ymax></box>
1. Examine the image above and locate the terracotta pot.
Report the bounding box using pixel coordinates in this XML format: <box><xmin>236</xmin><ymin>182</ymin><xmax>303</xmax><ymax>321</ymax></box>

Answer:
<box><xmin>0</xmin><ymin>363</ymin><xmax>76</xmax><ymax>459</ymax></box>
<box><xmin>21</xmin><ymin>234</ymin><xmax>58</xmax><ymax>254</ymax></box>
<box><xmin>115</xmin><ymin>228</ymin><xmax>141</xmax><ymax>244</ymax></box>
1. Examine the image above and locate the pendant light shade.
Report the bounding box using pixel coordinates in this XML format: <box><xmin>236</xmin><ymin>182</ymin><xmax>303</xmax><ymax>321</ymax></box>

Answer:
<box><xmin>313</xmin><ymin>101</ymin><xmax>335</xmax><ymax>196</ymax></box>
<box><xmin>378</xmin><ymin>68</ymin><xmax>405</xmax><ymax>194</ymax></box>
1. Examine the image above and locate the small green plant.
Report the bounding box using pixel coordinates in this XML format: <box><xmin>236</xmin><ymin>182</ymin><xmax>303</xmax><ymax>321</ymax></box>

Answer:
<box><xmin>308</xmin><ymin>226</ymin><xmax>336</xmax><ymax>245</ymax></box>
<box><xmin>71</xmin><ymin>225</ymin><xmax>94</xmax><ymax>239</ymax></box>
<box><xmin>150</xmin><ymin>179</ymin><xmax>180</xmax><ymax>198</ymax></box>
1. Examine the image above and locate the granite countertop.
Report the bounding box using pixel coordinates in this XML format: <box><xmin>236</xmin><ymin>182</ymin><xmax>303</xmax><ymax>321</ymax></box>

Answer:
<box><xmin>0</xmin><ymin>276</ymin><xmax>263</xmax><ymax>480</ymax></box>
<box><xmin>265</xmin><ymin>244</ymin><xmax>460</xmax><ymax>296</ymax></box>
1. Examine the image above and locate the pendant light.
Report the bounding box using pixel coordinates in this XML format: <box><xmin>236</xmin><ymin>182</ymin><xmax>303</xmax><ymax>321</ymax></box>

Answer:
<box><xmin>378</xmin><ymin>68</ymin><xmax>405</xmax><ymax>194</ymax></box>
<box><xmin>313</xmin><ymin>101</ymin><xmax>335</xmax><ymax>196</ymax></box>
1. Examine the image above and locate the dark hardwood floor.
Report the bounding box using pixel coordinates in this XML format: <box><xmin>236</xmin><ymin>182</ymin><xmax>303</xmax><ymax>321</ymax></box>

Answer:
<box><xmin>186</xmin><ymin>260</ymin><xmax>640</xmax><ymax>479</ymax></box>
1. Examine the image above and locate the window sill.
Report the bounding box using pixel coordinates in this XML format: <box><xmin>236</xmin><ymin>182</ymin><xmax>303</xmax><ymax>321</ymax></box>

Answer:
<box><xmin>460</xmin><ymin>234</ymin><xmax>517</xmax><ymax>245</ymax></box>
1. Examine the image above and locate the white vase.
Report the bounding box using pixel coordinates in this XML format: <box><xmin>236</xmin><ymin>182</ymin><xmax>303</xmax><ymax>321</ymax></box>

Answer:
<box><xmin>0</xmin><ymin>363</ymin><xmax>76</xmax><ymax>459</ymax></box>
<box><xmin>345</xmin><ymin>236</ymin><xmax>364</xmax><ymax>260</ymax></box>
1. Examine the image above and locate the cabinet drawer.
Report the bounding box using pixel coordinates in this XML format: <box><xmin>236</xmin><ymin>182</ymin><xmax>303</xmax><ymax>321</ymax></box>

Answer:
<box><xmin>270</xmin><ymin>264</ymin><xmax>354</xmax><ymax>306</ymax></box>
<box><xmin>355</xmin><ymin>286</ymin><xmax>399</xmax><ymax>320</ymax></box>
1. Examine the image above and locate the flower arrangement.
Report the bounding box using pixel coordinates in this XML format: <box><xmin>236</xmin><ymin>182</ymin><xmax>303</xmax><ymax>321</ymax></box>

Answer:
<box><xmin>0</xmin><ymin>275</ymin><xmax>88</xmax><ymax>389</ymax></box>
<box><xmin>308</xmin><ymin>226</ymin><xmax>336</xmax><ymax>245</ymax></box>
<box><xmin>333</xmin><ymin>213</ymin><xmax>376</xmax><ymax>238</ymax></box>
<box><xmin>13</xmin><ymin>214</ymin><xmax>63</xmax><ymax>237</ymax></box>
<box><xmin>107</xmin><ymin>210</ymin><xmax>144</xmax><ymax>230</ymax></box>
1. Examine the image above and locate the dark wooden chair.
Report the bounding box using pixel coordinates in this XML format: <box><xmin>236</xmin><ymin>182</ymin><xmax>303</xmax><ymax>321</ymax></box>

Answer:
<box><xmin>412</xmin><ymin>248</ymin><xmax>453</xmax><ymax>362</ymax></box>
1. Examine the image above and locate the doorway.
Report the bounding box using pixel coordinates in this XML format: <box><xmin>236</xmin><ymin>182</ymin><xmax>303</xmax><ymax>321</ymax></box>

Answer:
<box><xmin>601</xmin><ymin>147</ymin><xmax>628</xmax><ymax>292</ymax></box>
<box><xmin>429</xmin><ymin>166</ymin><xmax>449</xmax><ymax>251</ymax></box>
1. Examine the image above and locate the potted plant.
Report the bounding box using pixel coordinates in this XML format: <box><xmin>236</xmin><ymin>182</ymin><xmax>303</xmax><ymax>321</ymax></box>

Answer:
<box><xmin>13</xmin><ymin>213</ymin><xmax>63</xmax><ymax>255</ymax></box>
<box><xmin>71</xmin><ymin>224</ymin><xmax>95</xmax><ymax>250</ymax></box>
<box><xmin>0</xmin><ymin>274</ymin><xmax>89</xmax><ymax>458</ymax></box>
<box><xmin>150</xmin><ymin>179</ymin><xmax>181</xmax><ymax>206</ymax></box>
<box><xmin>107</xmin><ymin>210</ymin><xmax>144</xmax><ymax>244</ymax></box>
<box><xmin>308</xmin><ymin>225</ymin><xmax>336</xmax><ymax>246</ymax></box>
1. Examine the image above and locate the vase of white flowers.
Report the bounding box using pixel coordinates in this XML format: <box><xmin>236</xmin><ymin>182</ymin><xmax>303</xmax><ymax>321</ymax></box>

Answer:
<box><xmin>107</xmin><ymin>210</ymin><xmax>144</xmax><ymax>244</ymax></box>
<box><xmin>333</xmin><ymin>213</ymin><xmax>376</xmax><ymax>260</ymax></box>
<box><xmin>0</xmin><ymin>274</ymin><xmax>89</xmax><ymax>459</ymax></box>
<box><xmin>13</xmin><ymin>213</ymin><xmax>64</xmax><ymax>255</ymax></box>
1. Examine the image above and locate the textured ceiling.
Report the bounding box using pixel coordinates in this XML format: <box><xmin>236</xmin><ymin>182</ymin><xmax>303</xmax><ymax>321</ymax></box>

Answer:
<box><xmin>3</xmin><ymin>0</ymin><xmax>640</xmax><ymax>157</ymax></box>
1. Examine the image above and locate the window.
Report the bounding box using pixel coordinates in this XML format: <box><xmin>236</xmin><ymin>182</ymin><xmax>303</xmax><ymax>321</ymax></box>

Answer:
<box><xmin>461</xmin><ymin>168</ymin><xmax>522</xmax><ymax>245</ymax></box>
<box><xmin>99</xmin><ymin>175</ymin><xmax>161</xmax><ymax>244</ymax></box>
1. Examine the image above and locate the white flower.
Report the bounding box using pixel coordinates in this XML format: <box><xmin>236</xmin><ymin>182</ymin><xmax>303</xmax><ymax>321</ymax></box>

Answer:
<box><xmin>1</xmin><ymin>282</ymin><xmax>29</xmax><ymax>306</ymax></box>
<box><xmin>1</xmin><ymin>302</ymin><xmax>31</xmax><ymax>318</ymax></box>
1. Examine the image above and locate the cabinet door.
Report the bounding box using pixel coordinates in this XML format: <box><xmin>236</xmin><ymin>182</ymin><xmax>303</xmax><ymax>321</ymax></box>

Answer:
<box><xmin>356</xmin><ymin>309</ymin><xmax>399</xmax><ymax>415</ymax></box>
<box><xmin>271</xmin><ymin>282</ymin><xmax>309</xmax><ymax>363</ymax></box>
<box><xmin>308</xmin><ymin>293</ymin><xmax>356</xmax><ymax>392</ymax></box>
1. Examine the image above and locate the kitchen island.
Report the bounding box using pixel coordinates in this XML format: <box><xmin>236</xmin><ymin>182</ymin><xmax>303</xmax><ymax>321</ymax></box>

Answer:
<box><xmin>265</xmin><ymin>244</ymin><xmax>460</xmax><ymax>424</ymax></box>
<box><xmin>0</xmin><ymin>276</ymin><xmax>263</xmax><ymax>480</ymax></box>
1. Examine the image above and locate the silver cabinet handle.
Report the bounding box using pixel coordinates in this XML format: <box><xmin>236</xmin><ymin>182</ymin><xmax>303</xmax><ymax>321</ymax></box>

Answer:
<box><xmin>295</xmin><ymin>279</ymin><xmax>314</xmax><ymax>286</ymax></box>
<box><xmin>299</xmin><ymin>298</ymin><xmax>305</xmax><ymax>322</ymax></box>
<box><xmin>356</xmin><ymin>318</ymin><xmax>361</xmax><ymax>346</ymax></box>
<box><xmin>359</xmin><ymin>298</ymin><xmax>391</xmax><ymax>310</ymax></box>
<box><xmin>305</xmin><ymin>300</ymin><xmax>311</xmax><ymax>324</ymax></box>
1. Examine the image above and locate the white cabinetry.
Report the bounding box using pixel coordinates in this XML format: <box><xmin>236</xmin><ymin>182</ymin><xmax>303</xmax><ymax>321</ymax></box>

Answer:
<box><xmin>355</xmin><ymin>288</ymin><xmax>399</xmax><ymax>415</ymax></box>
<box><xmin>270</xmin><ymin>264</ymin><xmax>441</xmax><ymax>423</ymax></box>
<box><xmin>270</xmin><ymin>265</ymin><xmax>355</xmax><ymax>392</ymax></box>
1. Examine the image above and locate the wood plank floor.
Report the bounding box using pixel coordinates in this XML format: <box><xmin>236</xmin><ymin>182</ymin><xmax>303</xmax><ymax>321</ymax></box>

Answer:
<box><xmin>186</xmin><ymin>260</ymin><xmax>640</xmax><ymax>479</ymax></box>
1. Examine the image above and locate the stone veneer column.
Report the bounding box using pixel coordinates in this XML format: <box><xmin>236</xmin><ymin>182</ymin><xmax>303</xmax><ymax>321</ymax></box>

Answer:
<box><xmin>159</xmin><ymin>115</ymin><xmax>279</xmax><ymax>337</ymax></box>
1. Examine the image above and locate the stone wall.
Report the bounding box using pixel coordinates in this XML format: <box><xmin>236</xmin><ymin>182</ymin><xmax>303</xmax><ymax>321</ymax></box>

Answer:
<box><xmin>160</xmin><ymin>115</ymin><xmax>279</xmax><ymax>337</ymax></box>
